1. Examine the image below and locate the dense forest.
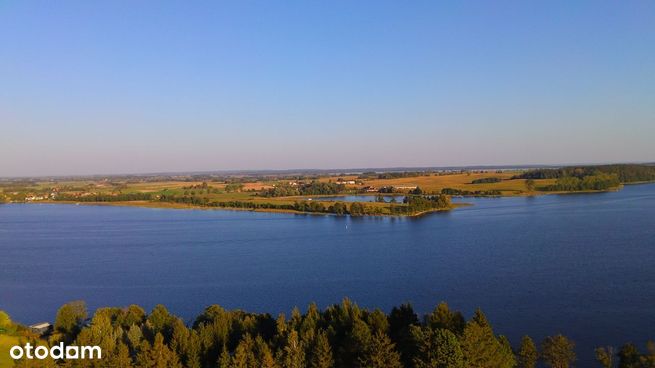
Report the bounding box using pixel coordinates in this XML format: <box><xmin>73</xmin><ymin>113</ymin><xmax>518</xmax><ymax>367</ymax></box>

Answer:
<box><xmin>541</xmin><ymin>173</ymin><xmax>621</xmax><ymax>192</ymax></box>
<box><xmin>3</xmin><ymin>301</ymin><xmax>653</xmax><ymax>368</ymax></box>
<box><xmin>390</xmin><ymin>195</ymin><xmax>452</xmax><ymax>215</ymax></box>
<box><xmin>514</xmin><ymin>164</ymin><xmax>655</xmax><ymax>183</ymax></box>
<box><xmin>440</xmin><ymin>188</ymin><xmax>502</xmax><ymax>196</ymax></box>
<box><xmin>262</xmin><ymin>182</ymin><xmax>346</xmax><ymax>197</ymax></box>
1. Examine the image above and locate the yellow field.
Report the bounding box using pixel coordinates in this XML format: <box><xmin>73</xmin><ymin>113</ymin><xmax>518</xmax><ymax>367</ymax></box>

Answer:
<box><xmin>340</xmin><ymin>171</ymin><xmax>556</xmax><ymax>195</ymax></box>
<box><xmin>0</xmin><ymin>334</ymin><xmax>20</xmax><ymax>368</ymax></box>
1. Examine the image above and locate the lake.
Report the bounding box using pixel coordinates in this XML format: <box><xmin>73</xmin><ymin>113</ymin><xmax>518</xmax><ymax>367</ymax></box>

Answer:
<box><xmin>1</xmin><ymin>184</ymin><xmax>654</xmax><ymax>364</ymax></box>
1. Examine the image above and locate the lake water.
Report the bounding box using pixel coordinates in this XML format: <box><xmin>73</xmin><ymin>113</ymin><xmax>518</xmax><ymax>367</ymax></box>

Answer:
<box><xmin>1</xmin><ymin>184</ymin><xmax>654</xmax><ymax>364</ymax></box>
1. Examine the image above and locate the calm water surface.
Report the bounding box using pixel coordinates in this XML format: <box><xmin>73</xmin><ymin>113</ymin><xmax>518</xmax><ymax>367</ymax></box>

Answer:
<box><xmin>1</xmin><ymin>184</ymin><xmax>654</xmax><ymax>364</ymax></box>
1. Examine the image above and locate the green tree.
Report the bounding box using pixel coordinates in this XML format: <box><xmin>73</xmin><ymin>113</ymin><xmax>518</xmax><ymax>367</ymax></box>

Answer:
<box><xmin>388</xmin><ymin>303</ymin><xmax>419</xmax><ymax>367</ymax></box>
<box><xmin>330</xmin><ymin>202</ymin><xmax>348</xmax><ymax>215</ymax></box>
<box><xmin>595</xmin><ymin>346</ymin><xmax>614</xmax><ymax>368</ymax></box>
<box><xmin>111</xmin><ymin>342</ymin><xmax>135</xmax><ymax>368</ymax></box>
<box><xmin>359</xmin><ymin>331</ymin><xmax>403</xmax><ymax>368</ymax></box>
<box><xmin>218</xmin><ymin>345</ymin><xmax>232</xmax><ymax>368</ymax></box>
<box><xmin>461</xmin><ymin>309</ymin><xmax>515</xmax><ymax>368</ymax></box>
<box><xmin>232</xmin><ymin>334</ymin><xmax>258</xmax><ymax>368</ymax></box>
<box><xmin>254</xmin><ymin>335</ymin><xmax>278</xmax><ymax>368</ymax></box>
<box><xmin>54</xmin><ymin>300</ymin><xmax>88</xmax><ymax>342</ymax></box>
<box><xmin>412</xmin><ymin>327</ymin><xmax>464</xmax><ymax>368</ymax></box>
<box><xmin>119</xmin><ymin>305</ymin><xmax>146</xmax><ymax>328</ymax></box>
<box><xmin>147</xmin><ymin>304</ymin><xmax>175</xmax><ymax>339</ymax></box>
<box><xmin>278</xmin><ymin>330</ymin><xmax>305</xmax><ymax>368</ymax></box>
<box><xmin>541</xmin><ymin>335</ymin><xmax>576</xmax><ymax>368</ymax></box>
<box><xmin>518</xmin><ymin>336</ymin><xmax>538</xmax><ymax>368</ymax></box>
<box><xmin>127</xmin><ymin>324</ymin><xmax>144</xmax><ymax>354</ymax></box>
<box><xmin>640</xmin><ymin>341</ymin><xmax>655</xmax><ymax>368</ymax></box>
<box><xmin>310</xmin><ymin>330</ymin><xmax>334</xmax><ymax>368</ymax></box>
<box><xmin>350</xmin><ymin>202</ymin><xmax>365</xmax><ymax>216</ymax></box>
<box><xmin>410</xmin><ymin>187</ymin><xmax>423</xmax><ymax>195</ymax></box>
<box><xmin>136</xmin><ymin>333</ymin><xmax>182</xmax><ymax>368</ymax></box>
<box><xmin>525</xmin><ymin>179</ymin><xmax>536</xmax><ymax>192</ymax></box>
<box><xmin>617</xmin><ymin>343</ymin><xmax>640</xmax><ymax>368</ymax></box>
<box><xmin>427</xmin><ymin>302</ymin><xmax>465</xmax><ymax>335</ymax></box>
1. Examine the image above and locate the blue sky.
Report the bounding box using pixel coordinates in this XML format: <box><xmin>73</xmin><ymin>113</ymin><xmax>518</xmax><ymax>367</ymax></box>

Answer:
<box><xmin>1</xmin><ymin>1</ymin><xmax>654</xmax><ymax>176</ymax></box>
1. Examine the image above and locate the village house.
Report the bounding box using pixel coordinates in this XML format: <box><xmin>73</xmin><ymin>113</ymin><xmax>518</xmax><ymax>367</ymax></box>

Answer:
<box><xmin>29</xmin><ymin>322</ymin><xmax>52</xmax><ymax>336</ymax></box>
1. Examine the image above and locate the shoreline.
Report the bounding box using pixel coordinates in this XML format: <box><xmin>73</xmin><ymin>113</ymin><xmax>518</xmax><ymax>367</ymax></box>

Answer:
<box><xmin>5</xmin><ymin>200</ymin><xmax>471</xmax><ymax>218</ymax></box>
<box><xmin>5</xmin><ymin>182</ymin><xmax>653</xmax><ymax>218</ymax></box>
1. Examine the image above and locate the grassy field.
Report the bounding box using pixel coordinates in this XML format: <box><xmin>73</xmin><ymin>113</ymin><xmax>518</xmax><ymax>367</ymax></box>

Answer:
<box><xmin>0</xmin><ymin>334</ymin><xmax>20</xmax><ymax>368</ymax></box>
<box><xmin>318</xmin><ymin>171</ymin><xmax>558</xmax><ymax>195</ymax></box>
<box><xmin>360</xmin><ymin>172</ymin><xmax>552</xmax><ymax>194</ymax></box>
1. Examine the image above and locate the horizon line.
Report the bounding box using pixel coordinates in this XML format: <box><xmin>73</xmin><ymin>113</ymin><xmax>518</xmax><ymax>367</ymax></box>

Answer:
<box><xmin>2</xmin><ymin>161</ymin><xmax>654</xmax><ymax>180</ymax></box>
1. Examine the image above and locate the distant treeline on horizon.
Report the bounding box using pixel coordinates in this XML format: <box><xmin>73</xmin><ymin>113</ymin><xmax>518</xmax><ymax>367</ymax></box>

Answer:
<box><xmin>2</xmin><ymin>163</ymin><xmax>654</xmax><ymax>182</ymax></box>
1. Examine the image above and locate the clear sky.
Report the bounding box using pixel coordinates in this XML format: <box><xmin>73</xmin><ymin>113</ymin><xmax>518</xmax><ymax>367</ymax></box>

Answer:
<box><xmin>1</xmin><ymin>1</ymin><xmax>654</xmax><ymax>176</ymax></box>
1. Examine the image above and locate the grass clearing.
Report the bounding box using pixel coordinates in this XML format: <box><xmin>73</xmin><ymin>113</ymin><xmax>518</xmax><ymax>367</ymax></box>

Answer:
<box><xmin>0</xmin><ymin>334</ymin><xmax>21</xmax><ymax>368</ymax></box>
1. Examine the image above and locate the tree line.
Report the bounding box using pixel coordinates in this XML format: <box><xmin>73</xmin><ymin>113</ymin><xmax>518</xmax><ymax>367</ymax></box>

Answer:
<box><xmin>471</xmin><ymin>177</ymin><xmax>502</xmax><ymax>184</ymax></box>
<box><xmin>5</xmin><ymin>300</ymin><xmax>654</xmax><ymax>368</ymax></box>
<box><xmin>54</xmin><ymin>193</ymin><xmax>153</xmax><ymax>202</ymax></box>
<box><xmin>514</xmin><ymin>164</ymin><xmax>655</xmax><ymax>183</ymax></box>
<box><xmin>155</xmin><ymin>193</ymin><xmax>451</xmax><ymax>216</ymax></box>
<box><xmin>389</xmin><ymin>195</ymin><xmax>452</xmax><ymax>215</ymax></box>
<box><xmin>262</xmin><ymin>182</ymin><xmax>346</xmax><ymax>198</ymax></box>
<box><xmin>440</xmin><ymin>188</ymin><xmax>502</xmax><ymax>196</ymax></box>
<box><xmin>541</xmin><ymin>173</ymin><xmax>621</xmax><ymax>192</ymax></box>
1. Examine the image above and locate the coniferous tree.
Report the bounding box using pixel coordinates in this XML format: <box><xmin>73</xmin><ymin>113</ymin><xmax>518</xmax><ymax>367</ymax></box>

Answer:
<box><xmin>640</xmin><ymin>341</ymin><xmax>655</xmax><ymax>368</ymax></box>
<box><xmin>310</xmin><ymin>330</ymin><xmax>334</xmax><ymax>368</ymax></box>
<box><xmin>54</xmin><ymin>301</ymin><xmax>88</xmax><ymax>343</ymax></box>
<box><xmin>618</xmin><ymin>343</ymin><xmax>641</xmax><ymax>368</ymax></box>
<box><xmin>412</xmin><ymin>327</ymin><xmax>464</xmax><ymax>368</ymax></box>
<box><xmin>119</xmin><ymin>305</ymin><xmax>146</xmax><ymax>328</ymax></box>
<box><xmin>111</xmin><ymin>343</ymin><xmax>135</xmax><ymax>368</ymax></box>
<box><xmin>278</xmin><ymin>330</ymin><xmax>305</xmax><ymax>368</ymax></box>
<box><xmin>218</xmin><ymin>345</ymin><xmax>232</xmax><ymax>368</ymax></box>
<box><xmin>358</xmin><ymin>331</ymin><xmax>402</xmax><ymax>368</ymax></box>
<box><xmin>518</xmin><ymin>336</ymin><xmax>538</xmax><ymax>368</ymax></box>
<box><xmin>136</xmin><ymin>333</ymin><xmax>182</xmax><ymax>368</ymax></box>
<box><xmin>461</xmin><ymin>310</ymin><xmax>515</xmax><ymax>368</ymax></box>
<box><xmin>427</xmin><ymin>302</ymin><xmax>465</xmax><ymax>335</ymax></box>
<box><xmin>146</xmin><ymin>305</ymin><xmax>175</xmax><ymax>341</ymax></box>
<box><xmin>128</xmin><ymin>324</ymin><xmax>145</xmax><ymax>355</ymax></box>
<box><xmin>388</xmin><ymin>303</ymin><xmax>419</xmax><ymax>367</ymax></box>
<box><xmin>255</xmin><ymin>335</ymin><xmax>278</xmax><ymax>368</ymax></box>
<box><xmin>232</xmin><ymin>334</ymin><xmax>258</xmax><ymax>368</ymax></box>
<box><xmin>595</xmin><ymin>346</ymin><xmax>614</xmax><ymax>368</ymax></box>
<box><xmin>541</xmin><ymin>335</ymin><xmax>576</xmax><ymax>368</ymax></box>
